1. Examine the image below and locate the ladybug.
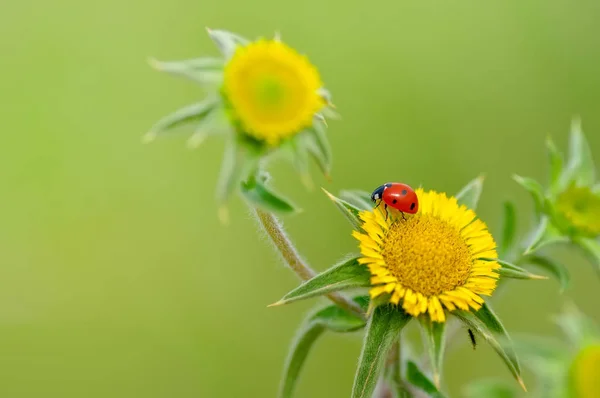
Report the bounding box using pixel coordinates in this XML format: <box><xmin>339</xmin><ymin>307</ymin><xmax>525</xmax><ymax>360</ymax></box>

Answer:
<box><xmin>370</xmin><ymin>183</ymin><xmax>419</xmax><ymax>218</ymax></box>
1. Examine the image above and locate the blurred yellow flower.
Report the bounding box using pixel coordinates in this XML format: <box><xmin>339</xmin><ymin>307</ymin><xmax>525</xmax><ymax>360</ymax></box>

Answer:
<box><xmin>353</xmin><ymin>189</ymin><xmax>500</xmax><ymax>322</ymax></box>
<box><xmin>570</xmin><ymin>344</ymin><xmax>600</xmax><ymax>398</ymax></box>
<box><xmin>223</xmin><ymin>39</ymin><xmax>324</xmax><ymax>145</ymax></box>
<box><xmin>556</xmin><ymin>185</ymin><xmax>600</xmax><ymax>237</ymax></box>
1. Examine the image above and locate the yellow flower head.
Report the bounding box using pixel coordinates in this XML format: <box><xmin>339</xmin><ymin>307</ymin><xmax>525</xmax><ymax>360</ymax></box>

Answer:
<box><xmin>556</xmin><ymin>185</ymin><xmax>600</xmax><ymax>237</ymax></box>
<box><xmin>569</xmin><ymin>344</ymin><xmax>600</xmax><ymax>398</ymax></box>
<box><xmin>353</xmin><ymin>189</ymin><xmax>500</xmax><ymax>322</ymax></box>
<box><xmin>223</xmin><ymin>39</ymin><xmax>324</xmax><ymax>145</ymax></box>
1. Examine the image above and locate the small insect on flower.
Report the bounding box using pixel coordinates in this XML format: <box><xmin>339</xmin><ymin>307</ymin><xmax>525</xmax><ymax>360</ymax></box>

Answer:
<box><xmin>468</xmin><ymin>328</ymin><xmax>477</xmax><ymax>350</ymax></box>
<box><xmin>371</xmin><ymin>182</ymin><xmax>419</xmax><ymax>219</ymax></box>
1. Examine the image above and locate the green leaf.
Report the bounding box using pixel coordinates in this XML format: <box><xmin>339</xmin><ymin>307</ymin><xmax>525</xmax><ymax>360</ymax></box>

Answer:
<box><xmin>405</xmin><ymin>361</ymin><xmax>445</xmax><ymax>398</ymax></box>
<box><xmin>554</xmin><ymin>302</ymin><xmax>600</xmax><ymax>347</ymax></box>
<box><xmin>351</xmin><ymin>306</ymin><xmax>411</xmax><ymax>398</ymax></box>
<box><xmin>481</xmin><ymin>258</ymin><xmax>548</xmax><ymax>281</ymax></box>
<box><xmin>215</xmin><ymin>140</ymin><xmax>259</xmax><ymax>207</ymax></box>
<box><xmin>464</xmin><ymin>380</ymin><xmax>517</xmax><ymax>398</ymax></box>
<box><xmin>270</xmin><ymin>257</ymin><xmax>371</xmax><ymax>306</ymax></box>
<box><xmin>546</xmin><ymin>136</ymin><xmax>565</xmax><ymax>197</ymax></box>
<box><xmin>241</xmin><ymin>177</ymin><xmax>298</xmax><ymax>214</ymax></box>
<box><xmin>339</xmin><ymin>190</ymin><xmax>374</xmax><ymax>211</ymax></box>
<box><xmin>513</xmin><ymin>175</ymin><xmax>545</xmax><ymax>215</ymax></box>
<box><xmin>563</xmin><ymin>118</ymin><xmax>596</xmax><ymax>187</ymax></box>
<box><xmin>524</xmin><ymin>255</ymin><xmax>570</xmax><ymax>292</ymax></box>
<box><xmin>207</xmin><ymin>29</ymin><xmax>249</xmax><ymax>59</ymax></box>
<box><xmin>418</xmin><ymin>319</ymin><xmax>446</xmax><ymax>389</ymax></box>
<box><xmin>322</xmin><ymin>189</ymin><xmax>363</xmax><ymax>230</ymax></box>
<box><xmin>573</xmin><ymin>237</ymin><xmax>600</xmax><ymax>276</ymax></box>
<box><xmin>453</xmin><ymin>304</ymin><xmax>525</xmax><ymax>391</ymax></box>
<box><xmin>524</xmin><ymin>216</ymin><xmax>568</xmax><ymax>255</ymax></box>
<box><xmin>285</xmin><ymin>138</ymin><xmax>312</xmax><ymax>189</ymax></box>
<box><xmin>304</xmin><ymin>121</ymin><xmax>332</xmax><ymax>177</ymax></box>
<box><xmin>278</xmin><ymin>300</ymin><xmax>368</xmax><ymax>398</ymax></box>
<box><xmin>149</xmin><ymin>57</ymin><xmax>224</xmax><ymax>85</ymax></box>
<box><xmin>499</xmin><ymin>201</ymin><xmax>517</xmax><ymax>257</ymax></box>
<box><xmin>455</xmin><ymin>175</ymin><xmax>485</xmax><ymax>210</ymax></box>
<box><xmin>144</xmin><ymin>99</ymin><xmax>219</xmax><ymax>142</ymax></box>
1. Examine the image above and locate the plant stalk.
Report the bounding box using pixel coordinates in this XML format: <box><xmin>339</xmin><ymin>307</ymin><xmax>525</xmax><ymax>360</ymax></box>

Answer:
<box><xmin>253</xmin><ymin>206</ymin><xmax>365</xmax><ymax>320</ymax></box>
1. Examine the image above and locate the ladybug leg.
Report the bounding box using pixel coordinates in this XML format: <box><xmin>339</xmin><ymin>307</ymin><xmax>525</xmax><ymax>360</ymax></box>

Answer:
<box><xmin>401</xmin><ymin>212</ymin><xmax>407</xmax><ymax>221</ymax></box>
<box><xmin>384</xmin><ymin>204</ymin><xmax>389</xmax><ymax>220</ymax></box>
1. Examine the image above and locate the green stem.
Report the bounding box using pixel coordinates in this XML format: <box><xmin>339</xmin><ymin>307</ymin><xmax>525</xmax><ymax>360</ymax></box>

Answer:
<box><xmin>252</xmin><ymin>206</ymin><xmax>365</xmax><ymax>320</ymax></box>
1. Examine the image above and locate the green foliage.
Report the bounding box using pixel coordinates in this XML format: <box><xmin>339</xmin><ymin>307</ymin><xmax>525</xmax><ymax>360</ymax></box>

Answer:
<box><xmin>339</xmin><ymin>190</ymin><xmax>374</xmax><ymax>211</ymax></box>
<box><xmin>418</xmin><ymin>319</ymin><xmax>446</xmax><ymax>389</ymax></box>
<box><xmin>279</xmin><ymin>300</ymin><xmax>368</xmax><ymax>398</ymax></box>
<box><xmin>513</xmin><ymin>174</ymin><xmax>546</xmax><ymax>215</ymax></box>
<box><xmin>323</xmin><ymin>189</ymin><xmax>363</xmax><ymax>230</ymax></box>
<box><xmin>563</xmin><ymin>119</ymin><xmax>595</xmax><ymax>187</ymax></box>
<box><xmin>352</xmin><ymin>306</ymin><xmax>412</xmax><ymax>398</ymax></box>
<box><xmin>490</xmin><ymin>258</ymin><xmax>548</xmax><ymax>281</ymax></box>
<box><xmin>573</xmin><ymin>237</ymin><xmax>600</xmax><ymax>275</ymax></box>
<box><xmin>499</xmin><ymin>201</ymin><xmax>517</xmax><ymax>257</ymax></box>
<box><xmin>405</xmin><ymin>361</ymin><xmax>445</xmax><ymax>398</ymax></box>
<box><xmin>455</xmin><ymin>175</ymin><xmax>484</xmax><ymax>210</ymax></box>
<box><xmin>270</xmin><ymin>257</ymin><xmax>371</xmax><ymax>306</ymax></box>
<box><xmin>524</xmin><ymin>255</ymin><xmax>570</xmax><ymax>292</ymax></box>
<box><xmin>241</xmin><ymin>175</ymin><xmax>298</xmax><ymax>214</ymax></box>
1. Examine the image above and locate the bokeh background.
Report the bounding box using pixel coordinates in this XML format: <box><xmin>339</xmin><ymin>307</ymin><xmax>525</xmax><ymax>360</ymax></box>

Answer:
<box><xmin>2</xmin><ymin>1</ymin><xmax>600</xmax><ymax>397</ymax></box>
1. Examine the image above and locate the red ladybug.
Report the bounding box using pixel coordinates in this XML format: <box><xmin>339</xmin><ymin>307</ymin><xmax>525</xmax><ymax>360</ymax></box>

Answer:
<box><xmin>371</xmin><ymin>183</ymin><xmax>419</xmax><ymax>217</ymax></box>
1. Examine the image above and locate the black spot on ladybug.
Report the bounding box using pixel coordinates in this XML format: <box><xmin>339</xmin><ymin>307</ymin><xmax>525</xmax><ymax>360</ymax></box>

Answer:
<box><xmin>401</xmin><ymin>189</ymin><xmax>407</xmax><ymax>196</ymax></box>
<box><xmin>410</xmin><ymin>203</ymin><xmax>416</xmax><ymax>210</ymax></box>
<box><xmin>392</xmin><ymin>199</ymin><xmax>397</xmax><ymax>204</ymax></box>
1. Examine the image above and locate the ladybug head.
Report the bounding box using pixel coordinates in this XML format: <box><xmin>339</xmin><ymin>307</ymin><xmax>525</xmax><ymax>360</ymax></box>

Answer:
<box><xmin>370</xmin><ymin>183</ymin><xmax>392</xmax><ymax>202</ymax></box>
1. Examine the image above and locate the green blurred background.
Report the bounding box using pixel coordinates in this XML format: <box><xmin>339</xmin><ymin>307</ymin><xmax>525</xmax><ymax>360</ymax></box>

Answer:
<box><xmin>2</xmin><ymin>0</ymin><xmax>599</xmax><ymax>397</ymax></box>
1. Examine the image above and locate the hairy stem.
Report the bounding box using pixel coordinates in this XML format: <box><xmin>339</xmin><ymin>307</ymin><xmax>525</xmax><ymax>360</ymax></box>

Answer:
<box><xmin>252</xmin><ymin>206</ymin><xmax>365</xmax><ymax>319</ymax></box>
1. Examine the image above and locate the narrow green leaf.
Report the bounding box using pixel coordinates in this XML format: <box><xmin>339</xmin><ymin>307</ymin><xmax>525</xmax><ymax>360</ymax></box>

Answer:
<box><xmin>322</xmin><ymin>189</ymin><xmax>363</xmax><ymax>231</ymax></box>
<box><xmin>524</xmin><ymin>255</ymin><xmax>570</xmax><ymax>292</ymax></box>
<box><xmin>573</xmin><ymin>237</ymin><xmax>600</xmax><ymax>276</ymax></box>
<box><xmin>144</xmin><ymin>100</ymin><xmax>218</xmax><ymax>141</ymax></box>
<box><xmin>464</xmin><ymin>380</ymin><xmax>517</xmax><ymax>398</ymax></box>
<box><xmin>207</xmin><ymin>29</ymin><xmax>249</xmax><ymax>59</ymax></box>
<box><xmin>563</xmin><ymin>118</ymin><xmax>596</xmax><ymax>187</ymax></box>
<box><xmin>481</xmin><ymin>258</ymin><xmax>548</xmax><ymax>281</ymax></box>
<box><xmin>418</xmin><ymin>319</ymin><xmax>446</xmax><ymax>390</ymax></box>
<box><xmin>455</xmin><ymin>175</ymin><xmax>485</xmax><ymax>210</ymax></box>
<box><xmin>241</xmin><ymin>178</ymin><xmax>298</xmax><ymax>214</ymax></box>
<box><xmin>278</xmin><ymin>299</ymin><xmax>368</xmax><ymax>398</ymax></box>
<box><xmin>352</xmin><ymin>306</ymin><xmax>412</xmax><ymax>398</ymax></box>
<box><xmin>340</xmin><ymin>190</ymin><xmax>374</xmax><ymax>211</ymax></box>
<box><xmin>405</xmin><ymin>361</ymin><xmax>444</xmax><ymax>398</ymax></box>
<box><xmin>546</xmin><ymin>136</ymin><xmax>565</xmax><ymax>197</ymax></box>
<box><xmin>453</xmin><ymin>304</ymin><xmax>525</xmax><ymax>391</ymax></box>
<box><xmin>149</xmin><ymin>57</ymin><xmax>224</xmax><ymax>84</ymax></box>
<box><xmin>278</xmin><ymin>322</ymin><xmax>325</xmax><ymax>398</ymax></box>
<box><xmin>287</xmin><ymin>138</ymin><xmax>312</xmax><ymax>189</ymax></box>
<box><xmin>499</xmin><ymin>201</ymin><xmax>517</xmax><ymax>257</ymax></box>
<box><xmin>513</xmin><ymin>175</ymin><xmax>545</xmax><ymax>215</ymax></box>
<box><xmin>270</xmin><ymin>257</ymin><xmax>371</xmax><ymax>306</ymax></box>
<box><xmin>524</xmin><ymin>216</ymin><xmax>568</xmax><ymax>255</ymax></box>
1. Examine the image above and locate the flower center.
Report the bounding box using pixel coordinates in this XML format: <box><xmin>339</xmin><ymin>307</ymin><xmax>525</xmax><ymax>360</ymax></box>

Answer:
<box><xmin>382</xmin><ymin>214</ymin><xmax>473</xmax><ymax>296</ymax></box>
<box><xmin>569</xmin><ymin>344</ymin><xmax>600</xmax><ymax>398</ymax></box>
<box><xmin>556</xmin><ymin>186</ymin><xmax>600</xmax><ymax>236</ymax></box>
<box><xmin>255</xmin><ymin>76</ymin><xmax>287</xmax><ymax>107</ymax></box>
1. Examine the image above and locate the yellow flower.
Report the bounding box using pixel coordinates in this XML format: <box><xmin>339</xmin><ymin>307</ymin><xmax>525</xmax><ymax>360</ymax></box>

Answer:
<box><xmin>223</xmin><ymin>39</ymin><xmax>324</xmax><ymax>145</ymax></box>
<box><xmin>353</xmin><ymin>189</ymin><xmax>500</xmax><ymax>322</ymax></box>
<box><xmin>569</xmin><ymin>344</ymin><xmax>600</xmax><ymax>398</ymax></box>
<box><xmin>556</xmin><ymin>185</ymin><xmax>600</xmax><ymax>237</ymax></box>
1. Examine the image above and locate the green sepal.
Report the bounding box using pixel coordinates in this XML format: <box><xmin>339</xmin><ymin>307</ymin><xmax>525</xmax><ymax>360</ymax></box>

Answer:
<box><xmin>513</xmin><ymin>174</ymin><xmax>546</xmax><ymax>215</ymax></box>
<box><xmin>304</xmin><ymin>121</ymin><xmax>332</xmax><ymax>177</ymax></box>
<box><xmin>323</xmin><ymin>189</ymin><xmax>363</xmax><ymax>230</ymax></box>
<box><xmin>463</xmin><ymin>380</ymin><xmax>517</xmax><ymax>398</ymax></box>
<box><xmin>405</xmin><ymin>361</ymin><xmax>445</xmax><ymax>398</ymax></box>
<box><xmin>562</xmin><ymin>118</ymin><xmax>596</xmax><ymax>187</ymax></box>
<box><xmin>281</xmin><ymin>137</ymin><xmax>312</xmax><ymax>190</ymax></box>
<box><xmin>149</xmin><ymin>57</ymin><xmax>224</xmax><ymax>85</ymax></box>
<box><xmin>573</xmin><ymin>237</ymin><xmax>600</xmax><ymax>276</ymax></box>
<box><xmin>340</xmin><ymin>190</ymin><xmax>374</xmax><ymax>211</ymax></box>
<box><xmin>499</xmin><ymin>201</ymin><xmax>517</xmax><ymax>258</ymax></box>
<box><xmin>481</xmin><ymin>258</ymin><xmax>548</xmax><ymax>281</ymax></box>
<box><xmin>455</xmin><ymin>175</ymin><xmax>484</xmax><ymax>210</ymax></box>
<box><xmin>546</xmin><ymin>136</ymin><xmax>565</xmax><ymax>197</ymax></box>
<box><xmin>215</xmin><ymin>139</ymin><xmax>260</xmax><ymax>208</ymax></box>
<box><xmin>270</xmin><ymin>257</ymin><xmax>371</xmax><ymax>307</ymax></box>
<box><xmin>278</xmin><ymin>299</ymin><xmax>368</xmax><ymax>398</ymax></box>
<box><xmin>524</xmin><ymin>254</ymin><xmax>570</xmax><ymax>292</ymax></box>
<box><xmin>241</xmin><ymin>175</ymin><xmax>298</xmax><ymax>214</ymax></box>
<box><xmin>554</xmin><ymin>302</ymin><xmax>600</xmax><ymax>347</ymax></box>
<box><xmin>418</xmin><ymin>318</ymin><xmax>445</xmax><ymax>389</ymax></box>
<box><xmin>524</xmin><ymin>216</ymin><xmax>568</xmax><ymax>255</ymax></box>
<box><xmin>453</xmin><ymin>304</ymin><xmax>525</xmax><ymax>390</ymax></box>
<box><xmin>207</xmin><ymin>29</ymin><xmax>249</xmax><ymax>60</ymax></box>
<box><xmin>351</xmin><ymin>306</ymin><xmax>412</xmax><ymax>398</ymax></box>
<box><xmin>144</xmin><ymin>99</ymin><xmax>219</xmax><ymax>142</ymax></box>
